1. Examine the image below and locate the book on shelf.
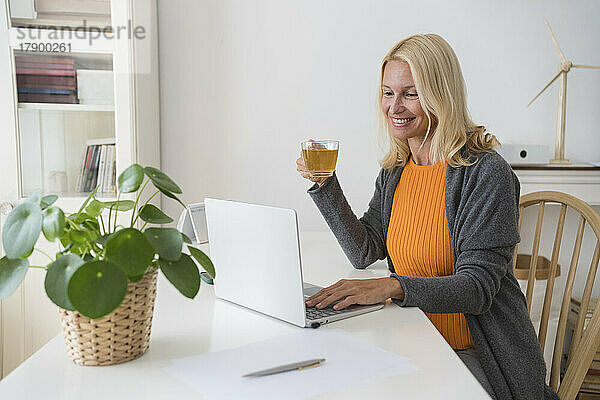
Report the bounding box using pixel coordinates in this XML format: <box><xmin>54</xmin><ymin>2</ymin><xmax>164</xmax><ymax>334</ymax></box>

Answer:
<box><xmin>586</xmin><ymin>374</ymin><xmax>600</xmax><ymax>385</ymax></box>
<box><xmin>15</xmin><ymin>55</ymin><xmax>75</xmax><ymax>65</ymax></box>
<box><xmin>85</xmin><ymin>145</ymin><xmax>98</xmax><ymax>192</ymax></box>
<box><xmin>110</xmin><ymin>157</ymin><xmax>116</xmax><ymax>193</ymax></box>
<box><xmin>88</xmin><ymin>145</ymin><xmax>102</xmax><ymax>192</ymax></box>
<box><xmin>17</xmin><ymin>88</ymin><xmax>74</xmax><ymax>95</ymax></box>
<box><xmin>96</xmin><ymin>145</ymin><xmax>108</xmax><ymax>194</ymax></box>
<box><xmin>75</xmin><ymin>150</ymin><xmax>85</xmax><ymax>192</ymax></box>
<box><xmin>578</xmin><ymin>393</ymin><xmax>600</xmax><ymax>400</ymax></box>
<box><xmin>82</xmin><ymin>145</ymin><xmax>96</xmax><ymax>192</ymax></box>
<box><xmin>102</xmin><ymin>145</ymin><xmax>115</xmax><ymax>194</ymax></box>
<box><xmin>569</xmin><ymin>297</ymin><xmax>595</xmax><ymax>331</ymax></box>
<box><xmin>15</xmin><ymin>54</ymin><xmax>78</xmax><ymax>104</ymax></box>
<box><xmin>76</xmin><ymin>145</ymin><xmax>93</xmax><ymax>192</ymax></box>
<box><xmin>89</xmin><ymin>145</ymin><xmax>101</xmax><ymax>192</ymax></box>
<box><xmin>17</xmin><ymin>93</ymin><xmax>78</xmax><ymax>103</ymax></box>
<box><xmin>76</xmin><ymin>141</ymin><xmax>116</xmax><ymax>195</ymax></box>
<box><xmin>15</xmin><ymin>62</ymin><xmax>74</xmax><ymax>70</ymax></box>
<box><xmin>16</xmin><ymin>68</ymin><xmax>76</xmax><ymax>76</ymax></box>
<box><xmin>17</xmin><ymin>74</ymin><xmax>76</xmax><ymax>89</ymax></box>
<box><xmin>104</xmin><ymin>145</ymin><xmax>116</xmax><ymax>194</ymax></box>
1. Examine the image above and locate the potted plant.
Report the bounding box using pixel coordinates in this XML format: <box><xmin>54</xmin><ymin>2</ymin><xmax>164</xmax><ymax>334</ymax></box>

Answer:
<box><xmin>0</xmin><ymin>164</ymin><xmax>215</xmax><ymax>366</ymax></box>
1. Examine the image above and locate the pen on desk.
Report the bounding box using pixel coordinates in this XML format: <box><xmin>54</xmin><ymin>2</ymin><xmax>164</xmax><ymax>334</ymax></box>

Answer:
<box><xmin>242</xmin><ymin>358</ymin><xmax>326</xmax><ymax>377</ymax></box>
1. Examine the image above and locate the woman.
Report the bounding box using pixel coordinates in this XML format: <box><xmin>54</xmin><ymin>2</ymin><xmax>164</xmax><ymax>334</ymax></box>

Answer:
<box><xmin>296</xmin><ymin>34</ymin><xmax>558</xmax><ymax>400</ymax></box>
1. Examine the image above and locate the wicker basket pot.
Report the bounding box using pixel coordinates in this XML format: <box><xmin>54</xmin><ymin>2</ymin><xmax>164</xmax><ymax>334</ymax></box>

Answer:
<box><xmin>58</xmin><ymin>268</ymin><xmax>158</xmax><ymax>366</ymax></box>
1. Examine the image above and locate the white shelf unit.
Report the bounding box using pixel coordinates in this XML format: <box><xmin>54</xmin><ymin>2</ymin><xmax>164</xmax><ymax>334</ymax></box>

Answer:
<box><xmin>17</xmin><ymin>102</ymin><xmax>114</xmax><ymax>111</ymax></box>
<box><xmin>0</xmin><ymin>0</ymin><xmax>160</xmax><ymax>379</ymax></box>
<box><xmin>10</xmin><ymin>0</ymin><xmax>111</xmax><ymax>29</ymax></box>
<box><xmin>14</xmin><ymin>49</ymin><xmax>115</xmax><ymax>198</ymax></box>
<box><xmin>513</xmin><ymin>167</ymin><xmax>600</xmax><ymax>206</ymax></box>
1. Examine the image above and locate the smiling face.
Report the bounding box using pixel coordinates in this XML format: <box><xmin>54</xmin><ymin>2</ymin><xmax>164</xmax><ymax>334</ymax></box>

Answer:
<box><xmin>380</xmin><ymin>60</ymin><xmax>430</xmax><ymax>142</ymax></box>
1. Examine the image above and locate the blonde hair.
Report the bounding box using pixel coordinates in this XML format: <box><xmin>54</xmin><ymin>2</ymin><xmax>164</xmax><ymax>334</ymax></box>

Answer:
<box><xmin>377</xmin><ymin>34</ymin><xmax>499</xmax><ymax>170</ymax></box>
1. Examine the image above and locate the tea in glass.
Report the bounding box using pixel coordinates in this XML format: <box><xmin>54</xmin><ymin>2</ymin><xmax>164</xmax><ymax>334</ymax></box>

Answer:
<box><xmin>301</xmin><ymin>140</ymin><xmax>339</xmax><ymax>178</ymax></box>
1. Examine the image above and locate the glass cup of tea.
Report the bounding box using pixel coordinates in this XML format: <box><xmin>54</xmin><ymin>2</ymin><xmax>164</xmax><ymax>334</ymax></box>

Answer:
<box><xmin>301</xmin><ymin>140</ymin><xmax>339</xmax><ymax>178</ymax></box>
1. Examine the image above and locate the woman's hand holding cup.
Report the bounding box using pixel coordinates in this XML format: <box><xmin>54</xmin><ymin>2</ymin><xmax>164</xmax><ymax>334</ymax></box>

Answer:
<box><xmin>296</xmin><ymin>157</ymin><xmax>329</xmax><ymax>186</ymax></box>
<box><xmin>296</xmin><ymin>139</ymin><xmax>333</xmax><ymax>187</ymax></box>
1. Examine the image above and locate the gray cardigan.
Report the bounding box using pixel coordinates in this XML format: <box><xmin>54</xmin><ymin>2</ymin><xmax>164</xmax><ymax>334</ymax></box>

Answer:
<box><xmin>307</xmin><ymin>151</ymin><xmax>559</xmax><ymax>400</ymax></box>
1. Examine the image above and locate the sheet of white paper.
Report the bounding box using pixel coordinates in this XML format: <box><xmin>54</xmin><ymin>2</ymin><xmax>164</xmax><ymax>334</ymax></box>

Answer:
<box><xmin>590</xmin><ymin>161</ymin><xmax>600</xmax><ymax>167</ymax></box>
<box><xmin>163</xmin><ymin>329</ymin><xmax>418</xmax><ymax>400</ymax></box>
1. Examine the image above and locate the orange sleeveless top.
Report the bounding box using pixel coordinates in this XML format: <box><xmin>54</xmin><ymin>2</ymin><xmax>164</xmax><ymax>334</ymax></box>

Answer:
<box><xmin>387</xmin><ymin>157</ymin><xmax>474</xmax><ymax>350</ymax></box>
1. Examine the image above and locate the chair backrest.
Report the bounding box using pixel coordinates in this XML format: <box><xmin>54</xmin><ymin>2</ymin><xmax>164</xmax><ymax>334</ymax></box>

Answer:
<box><xmin>514</xmin><ymin>191</ymin><xmax>600</xmax><ymax>399</ymax></box>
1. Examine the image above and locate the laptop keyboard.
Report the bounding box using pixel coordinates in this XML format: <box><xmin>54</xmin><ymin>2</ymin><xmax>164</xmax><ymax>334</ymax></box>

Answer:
<box><xmin>305</xmin><ymin>305</ymin><xmax>350</xmax><ymax>320</ymax></box>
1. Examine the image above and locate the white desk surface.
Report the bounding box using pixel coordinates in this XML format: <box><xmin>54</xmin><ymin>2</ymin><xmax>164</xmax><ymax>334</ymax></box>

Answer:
<box><xmin>0</xmin><ymin>231</ymin><xmax>490</xmax><ymax>399</ymax></box>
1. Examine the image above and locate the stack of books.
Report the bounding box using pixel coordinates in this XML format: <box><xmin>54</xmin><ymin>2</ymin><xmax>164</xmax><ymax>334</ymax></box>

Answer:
<box><xmin>16</xmin><ymin>55</ymin><xmax>78</xmax><ymax>104</ymax></box>
<box><xmin>76</xmin><ymin>141</ymin><xmax>116</xmax><ymax>194</ymax></box>
<box><xmin>563</xmin><ymin>297</ymin><xmax>600</xmax><ymax>399</ymax></box>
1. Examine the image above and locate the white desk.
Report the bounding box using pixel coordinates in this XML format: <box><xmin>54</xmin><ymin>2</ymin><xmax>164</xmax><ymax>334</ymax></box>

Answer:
<box><xmin>0</xmin><ymin>231</ymin><xmax>490</xmax><ymax>399</ymax></box>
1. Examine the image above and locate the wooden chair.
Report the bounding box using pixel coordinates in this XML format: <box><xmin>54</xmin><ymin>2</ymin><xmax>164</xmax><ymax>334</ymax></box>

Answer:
<box><xmin>514</xmin><ymin>191</ymin><xmax>600</xmax><ymax>400</ymax></box>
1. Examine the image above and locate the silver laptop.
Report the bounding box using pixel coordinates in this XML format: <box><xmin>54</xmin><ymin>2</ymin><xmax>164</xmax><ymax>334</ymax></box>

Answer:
<box><xmin>203</xmin><ymin>198</ymin><xmax>384</xmax><ymax>328</ymax></box>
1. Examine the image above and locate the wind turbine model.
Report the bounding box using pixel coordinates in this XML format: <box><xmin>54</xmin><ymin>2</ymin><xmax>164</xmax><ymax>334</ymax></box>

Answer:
<box><xmin>527</xmin><ymin>20</ymin><xmax>600</xmax><ymax>164</ymax></box>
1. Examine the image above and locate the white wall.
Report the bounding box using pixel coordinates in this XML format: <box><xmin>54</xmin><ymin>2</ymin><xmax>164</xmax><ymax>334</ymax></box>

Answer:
<box><xmin>157</xmin><ymin>0</ymin><xmax>600</xmax><ymax>232</ymax></box>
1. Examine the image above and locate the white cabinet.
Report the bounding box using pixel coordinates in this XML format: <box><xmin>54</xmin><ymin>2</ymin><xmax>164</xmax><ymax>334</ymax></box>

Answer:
<box><xmin>0</xmin><ymin>0</ymin><xmax>160</xmax><ymax>378</ymax></box>
<box><xmin>513</xmin><ymin>166</ymin><xmax>600</xmax><ymax>205</ymax></box>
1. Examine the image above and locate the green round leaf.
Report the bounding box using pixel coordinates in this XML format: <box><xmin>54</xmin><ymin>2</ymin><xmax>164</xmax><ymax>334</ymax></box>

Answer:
<box><xmin>159</xmin><ymin>254</ymin><xmax>200</xmax><ymax>298</ymax></box>
<box><xmin>82</xmin><ymin>219</ymin><xmax>99</xmax><ymax>231</ymax></box>
<box><xmin>145</xmin><ymin>167</ymin><xmax>182</xmax><ymax>194</ymax></box>
<box><xmin>41</xmin><ymin>195</ymin><xmax>58</xmax><ymax>209</ymax></box>
<box><xmin>70</xmin><ymin>245</ymin><xmax>86</xmax><ymax>256</ymax></box>
<box><xmin>69</xmin><ymin>230</ymin><xmax>87</xmax><ymax>244</ymax></box>
<box><xmin>118</xmin><ymin>164</ymin><xmax>144</xmax><ymax>193</ymax></box>
<box><xmin>59</xmin><ymin>236</ymin><xmax>72</xmax><ymax>248</ymax></box>
<box><xmin>138</xmin><ymin>204</ymin><xmax>173</xmax><ymax>224</ymax></box>
<box><xmin>181</xmin><ymin>232</ymin><xmax>192</xmax><ymax>244</ymax></box>
<box><xmin>102</xmin><ymin>200</ymin><xmax>135</xmax><ymax>212</ymax></box>
<box><xmin>0</xmin><ymin>257</ymin><xmax>29</xmax><ymax>300</ymax></box>
<box><xmin>67</xmin><ymin>260</ymin><xmax>128</xmax><ymax>319</ymax></box>
<box><xmin>25</xmin><ymin>189</ymin><xmax>42</xmax><ymax>205</ymax></box>
<box><xmin>44</xmin><ymin>254</ymin><xmax>84</xmax><ymax>310</ymax></box>
<box><xmin>70</xmin><ymin>212</ymin><xmax>96</xmax><ymax>224</ymax></box>
<box><xmin>2</xmin><ymin>202</ymin><xmax>42</xmax><ymax>259</ymax></box>
<box><xmin>158</xmin><ymin>187</ymin><xmax>186</xmax><ymax>208</ymax></box>
<box><xmin>83</xmin><ymin>228</ymin><xmax>99</xmax><ymax>243</ymax></box>
<box><xmin>188</xmin><ymin>246</ymin><xmax>215</xmax><ymax>278</ymax></box>
<box><xmin>42</xmin><ymin>206</ymin><xmax>65</xmax><ymax>242</ymax></box>
<box><xmin>105</xmin><ymin>228</ymin><xmax>155</xmax><ymax>277</ymax></box>
<box><xmin>128</xmin><ymin>273</ymin><xmax>145</xmax><ymax>282</ymax></box>
<box><xmin>144</xmin><ymin>227</ymin><xmax>182</xmax><ymax>261</ymax></box>
<box><xmin>85</xmin><ymin>200</ymin><xmax>104</xmax><ymax>217</ymax></box>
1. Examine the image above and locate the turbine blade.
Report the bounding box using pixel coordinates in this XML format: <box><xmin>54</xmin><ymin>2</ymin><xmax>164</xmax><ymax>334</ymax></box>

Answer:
<box><xmin>573</xmin><ymin>64</ymin><xmax>600</xmax><ymax>69</ymax></box>
<box><xmin>527</xmin><ymin>70</ymin><xmax>562</xmax><ymax>107</ymax></box>
<box><xmin>545</xmin><ymin>19</ymin><xmax>567</xmax><ymax>62</ymax></box>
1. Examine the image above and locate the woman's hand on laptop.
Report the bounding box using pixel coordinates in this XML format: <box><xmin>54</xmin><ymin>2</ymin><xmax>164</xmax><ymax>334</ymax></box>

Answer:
<box><xmin>305</xmin><ymin>278</ymin><xmax>405</xmax><ymax>310</ymax></box>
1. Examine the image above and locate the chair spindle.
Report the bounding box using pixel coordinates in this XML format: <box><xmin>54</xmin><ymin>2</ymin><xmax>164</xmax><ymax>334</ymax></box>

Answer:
<box><xmin>539</xmin><ymin>204</ymin><xmax>567</xmax><ymax>352</ymax></box>
<box><xmin>527</xmin><ymin>202</ymin><xmax>546</xmax><ymax>311</ymax></box>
